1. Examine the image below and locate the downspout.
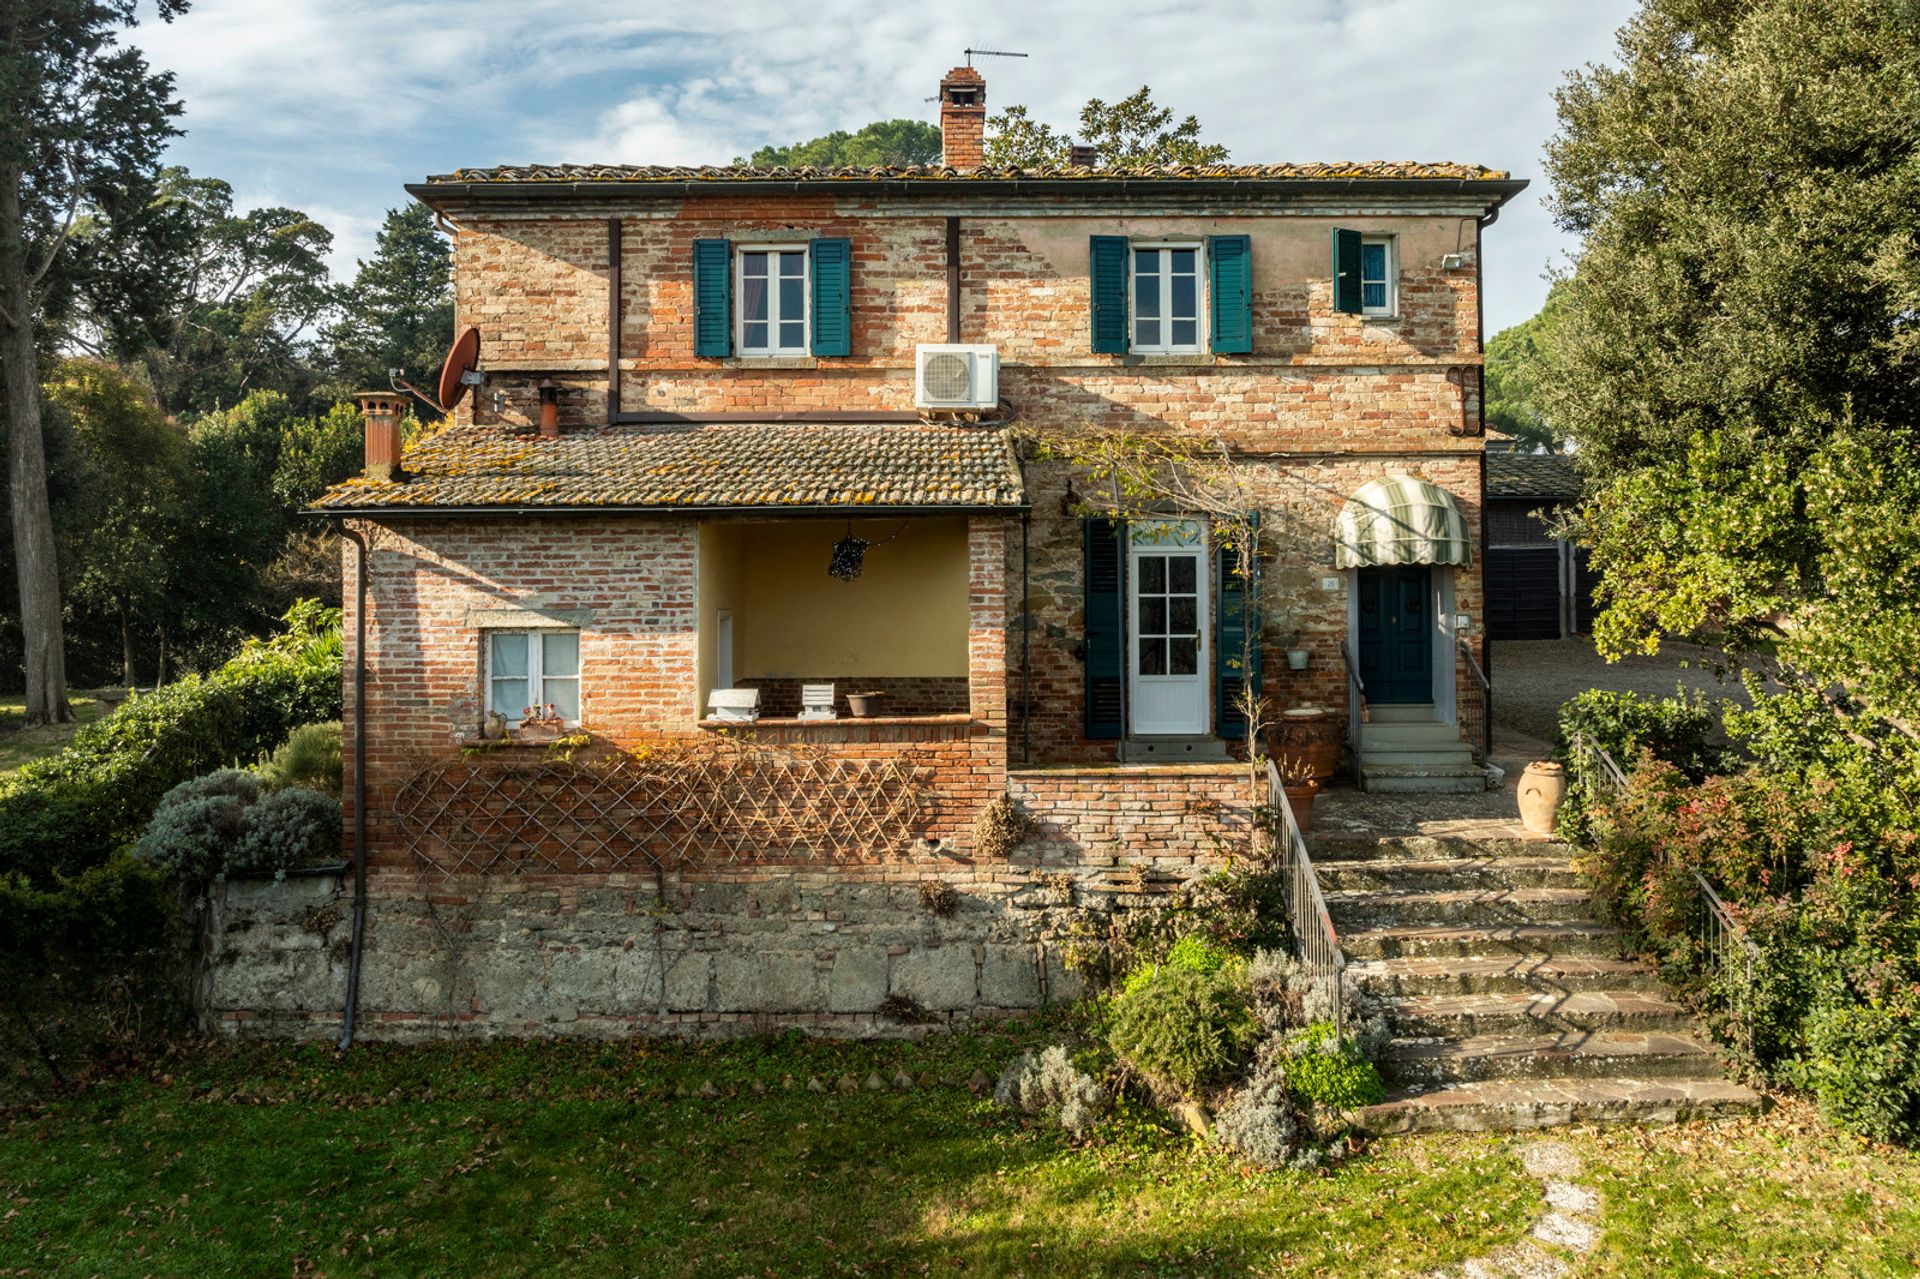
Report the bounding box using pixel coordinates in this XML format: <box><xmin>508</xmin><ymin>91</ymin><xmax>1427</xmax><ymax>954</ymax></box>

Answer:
<box><xmin>1020</xmin><ymin>509</ymin><xmax>1032</xmax><ymax>765</ymax></box>
<box><xmin>1476</xmin><ymin>205</ymin><xmax>1499</xmax><ymax>722</ymax></box>
<box><xmin>946</xmin><ymin>217</ymin><xmax>961</xmax><ymax>342</ymax></box>
<box><xmin>337</xmin><ymin>522</ymin><xmax>370</xmax><ymax>1050</ymax></box>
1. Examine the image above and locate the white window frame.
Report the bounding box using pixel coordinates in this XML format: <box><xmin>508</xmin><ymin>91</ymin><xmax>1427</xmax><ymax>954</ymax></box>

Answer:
<box><xmin>734</xmin><ymin>243</ymin><xmax>810</xmax><ymax>356</ymax></box>
<box><xmin>1360</xmin><ymin>235</ymin><xmax>1398</xmax><ymax>318</ymax></box>
<box><xmin>1129</xmin><ymin>240</ymin><xmax>1207</xmax><ymax>354</ymax></box>
<box><xmin>484</xmin><ymin>629</ymin><xmax>582</xmax><ymax>727</ymax></box>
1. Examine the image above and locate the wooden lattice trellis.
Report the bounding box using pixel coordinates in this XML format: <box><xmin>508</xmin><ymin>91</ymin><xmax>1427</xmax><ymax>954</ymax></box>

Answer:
<box><xmin>391</xmin><ymin>741</ymin><xmax>933</xmax><ymax>875</ymax></box>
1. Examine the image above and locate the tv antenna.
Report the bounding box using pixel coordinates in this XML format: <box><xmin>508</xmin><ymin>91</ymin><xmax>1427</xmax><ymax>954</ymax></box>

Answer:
<box><xmin>964</xmin><ymin>47</ymin><xmax>1028</xmax><ymax>66</ymax></box>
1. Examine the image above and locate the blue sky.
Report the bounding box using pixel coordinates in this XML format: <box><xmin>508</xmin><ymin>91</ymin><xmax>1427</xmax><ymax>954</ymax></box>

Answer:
<box><xmin>129</xmin><ymin>0</ymin><xmax>1637</xmax><ymax>334</ymax></box>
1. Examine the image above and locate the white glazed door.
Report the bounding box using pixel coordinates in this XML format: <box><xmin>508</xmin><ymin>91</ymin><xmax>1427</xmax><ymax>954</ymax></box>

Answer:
<box><xmin>1128</xmin><ymin>520</ymin><xmax>1209</xmax><ymax>736</ymax></box>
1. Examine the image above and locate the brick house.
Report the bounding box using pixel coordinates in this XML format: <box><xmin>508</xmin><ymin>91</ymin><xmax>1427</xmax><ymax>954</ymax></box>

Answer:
<box><xmin>209</xmin><ymin>68</ymin><xmax>1526</xmax><ymax>1040</ymax></box>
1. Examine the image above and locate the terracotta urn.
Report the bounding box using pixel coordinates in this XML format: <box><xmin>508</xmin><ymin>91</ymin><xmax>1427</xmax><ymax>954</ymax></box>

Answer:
<box><xmin>1275</xmin><ymin>705</ymin><xmax>1341</xmax><ymax>785</ymax></box>
<box><xmin>1517</xmin><ymin>761</ymin><xmax>1568</xmax><ymax>835</ymax></box>
<box><xmin>846</xmin><ymin>691</ymin><xmax>887</xmax><ymax>718</ymax></box>
<box><xmin>1282</xmin><ymin>780</ymin><xmax>1321</xmax><ymax>834</ymax></box>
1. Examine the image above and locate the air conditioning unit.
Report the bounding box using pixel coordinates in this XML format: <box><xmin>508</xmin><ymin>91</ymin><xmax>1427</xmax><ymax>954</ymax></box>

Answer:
<box><xmin>914</xmin><ymin>344</ymin><xmax>999</xmax><ymax>411</ymax></box>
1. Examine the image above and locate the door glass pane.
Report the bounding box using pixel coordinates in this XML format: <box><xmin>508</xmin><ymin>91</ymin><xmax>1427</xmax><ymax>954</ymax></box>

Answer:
<box><xmin>1169</xmin><ymin>596</ymin><xmax>1197</xmax><ymax>634</ymax></box>
<box><xmin>542</xmin><ymin>631</ymin><xmax>579</xmax><ymax>677</ymax></box>
<box><xmin>1139</xmin><ymin>640</ymin><xmax>1166</xmax><ymax>675</ymax></box>
<box><xmin>779</xmin><ymin>274</ymin><xmax>804</xmax><ymax>324</ymax></box>
<box><xmin>1134</xmin><ymin>248</ymin><xmax>1159</xmax><ymax>274</ymax></box>
<box><xmin>490</xmin><ymin>632</ymin><xmax>528</xmax><ymax>677</ymax></box>
<box><xmin>778</xmin><ymin>252</ymin><xmax>803</xmax><ymax>278</ymax></box>
<box><xmin>1363</xmin><ymin>282</ymin><xmax>1386</xmax><ymax>310</ymax></box>
<box><xmin>1168</xmin><ymin>556</ymin><xmax>1196</xmax><ymax>593</ymax></box>
<box><xmin>743</xmin><ymin>320</ymin><xmax>769</xmax><ymax>348</ymax></box>
<box><xmin>1139</xmin><ymin>556</ymin><xmax>1166</xmax><ymax>592</ymax></box>
<box><xmin>1361</xmin><ymin>242</ymin><xmax>1386</xmax><ymax>281</ymax></box>
<box><xmin>779</xmin><ymin>319</ymin><xmax>805</xmax><ymax>349</ymax></box>
<box><xmin>1171</xmin><ymin>318</ymin><xmax>1198</xmax><ymax>347</ymax></box>
<box><xmin>542</xmin><ymin>677</ymin><xmax>580</xmax><ymax>723</ymax></box>
<box><xmin>1139</xmin><ymin>597</ymin><xmax>1167</xmax><ymax>636</ymax></box>
<box><xmin>1169</xmin><ymin>636</ymin><xmax>1199</xmax><ymax>675</ymax></box>
<box><xmin>1170</xmin><ymin>248</ymin><xmax>1196</xmax><ymax>275</ymax></box>
<box><xmin>741</xmin><ymin>255</ymin><xmax>769</xmax><ymax>323</ymax></box>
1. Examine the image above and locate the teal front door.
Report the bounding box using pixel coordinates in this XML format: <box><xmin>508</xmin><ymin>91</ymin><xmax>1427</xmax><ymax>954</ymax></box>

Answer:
<box><xmin>1357</xmin><ymin>566</ymin><xmax>1433</xmax><ymax>704</ymax></box>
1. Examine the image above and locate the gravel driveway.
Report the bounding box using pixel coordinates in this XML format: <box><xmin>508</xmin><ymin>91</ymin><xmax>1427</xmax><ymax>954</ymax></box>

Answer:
<box><xmin>1489</xmin><ymin>638</ymin><xmax>1752</xmax><ymax>744</ymax></box>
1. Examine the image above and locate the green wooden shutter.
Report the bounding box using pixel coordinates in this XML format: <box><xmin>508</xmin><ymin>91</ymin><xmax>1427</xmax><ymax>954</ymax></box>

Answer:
<box><xmin>810</xmin><ymin>237</ymin><xmax>852</xmax><ymax>357</ymax></box>
<box><xmin>693</xmin><ymin>239</ymin><xmax>732</xmax><ymax>357</ymax></box>
<box><xmin>1089</xmin><ymin>236</ymin><xmax>1130</xmax><ymax>354</ymax></box>
<box><xmin>1208</xmin><ymin>234</ymin><xmax>1253</xmax><ymax>353</ymax></box>
<box><xmin>1216</xmin><ymin>514</ymin><xmax>1263</xmax><ymax>742</ymax></box>
<box><xmin>1084</xmin><ymin>518</ymin><xmax>1126</xmax><ymax>739</ymax></box>
<box><xmin>1332</xmin><ymin>228</ymin><xmax>1364</xmax><ymax>316</ymax></box>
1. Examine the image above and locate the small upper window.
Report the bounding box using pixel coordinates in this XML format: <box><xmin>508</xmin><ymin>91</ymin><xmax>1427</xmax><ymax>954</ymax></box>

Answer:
<box><xmin>1361</xmin><ymin>237</ymin><xmax>1396</xmax><ymax>316</ymax></box>
<box><xmin>1131</xmin><ymin>244</ymin><xmax>1204</xmax><ymax>353</ymax></box>
<box><xmin>737</xmin><ymin>246</ymin><xmax>809</xmax><ymax>355</ymax></box>
<box><xmin>487</xmin><ymin>630</ymin><xmax>581</xmax><ymax>726</ymax></box>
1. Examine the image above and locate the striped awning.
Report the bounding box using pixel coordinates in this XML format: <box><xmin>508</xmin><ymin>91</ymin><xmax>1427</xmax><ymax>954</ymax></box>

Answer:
<box><xmin>1334</xmin><ymin>475</ymin><xmax>1473</xmax><ymax>569</ymax></box>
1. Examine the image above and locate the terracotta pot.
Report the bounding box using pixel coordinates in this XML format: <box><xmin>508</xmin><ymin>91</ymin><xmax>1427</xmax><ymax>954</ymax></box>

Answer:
<box><xmin>1275</xmin><ymin>706</ymin><xmax>1341</xmax><ymax>785</ymax></box>
<box><xmin>1283</xmin><ymin>782</ymin><xmax>1320</xmax><ymax>833</ymax></box>
<box><xmin>846</xmin><ymin>691</ymin><xmax>887</xmax><ymax>718</ymax></box>
<box><xmin>1517</xmin><ymin>761</ymin><xmax>1568</xmax><ymax>835</ymax></box>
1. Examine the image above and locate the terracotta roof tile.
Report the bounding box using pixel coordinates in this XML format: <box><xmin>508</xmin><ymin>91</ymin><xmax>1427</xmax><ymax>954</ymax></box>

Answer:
<box><xmin>312</xmin><ymin>422</ymin><xmax>1027</xmax><ymax>513</ymax></box>
<box><xmin>425</xmin><ymin>160</ymin><xmax>1510</xmax><ymax>185</ymax></box>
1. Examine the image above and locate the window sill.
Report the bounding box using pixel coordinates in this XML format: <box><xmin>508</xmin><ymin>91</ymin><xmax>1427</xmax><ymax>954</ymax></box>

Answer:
<box><xmin>718</xmin><ymin>356</ymin><xmax>819</xmax><ymax>369</ymax></box>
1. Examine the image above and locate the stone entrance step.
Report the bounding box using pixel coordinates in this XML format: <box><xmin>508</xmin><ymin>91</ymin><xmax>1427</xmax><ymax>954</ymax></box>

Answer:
<box><xmin>1354</xmin><ymin>1076</ymin><xmax>1765</xmax><ymax>1135</ymax></box>
<box><xmin>1383</xmin><ymin>1030</ymin><xmax>1726</xmax><ymax>1087</ymax></box>
<box><xmin>1317</xmin><ymin>855</ymin><xmax>1585</xmax><ymax>893</ymax></box>
<box><xmin>1359</xmin><ymin>762</ymin><xmax>1492</xmax><ymax>794</ymax></box>
<box><xmin>1341</xmin><ymin>921</ymin><xmax>1626</xmax><ymax>960</ymax></box>
<box><xmin>1348</xmin><ymin>954</ymin><xmax>1664</xmax><ymax>996</ymax></box>
<box><xmin>1387</xmin><ymin>990</ymin><xmax>1696</xmax><ymax>1038</ymax></box>
<box><xmin>1325</xmin><ymin>887</ymin><xmax>1598</xmax><ymax>930</ymax></box>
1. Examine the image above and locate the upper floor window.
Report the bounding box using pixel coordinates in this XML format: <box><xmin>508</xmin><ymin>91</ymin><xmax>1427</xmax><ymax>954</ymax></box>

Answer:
<box><xmin>1131</xmin><ymin>244</ymin><xmax>1204</xmax><ymax>353</ymax></box>
<box><xmin>486</xmin><ymin>629</ymin><xmax>581</xmax><ymax>726</ymax></box>
<box><xmin>1361</xmin><ymin>236</ymin><xmax>1396</xmax><ymax>316</ymax></box>
<box><xmin>736</xmin><ymin>246</ymin><xmax>809</xmax><ymax>356</ymax></box>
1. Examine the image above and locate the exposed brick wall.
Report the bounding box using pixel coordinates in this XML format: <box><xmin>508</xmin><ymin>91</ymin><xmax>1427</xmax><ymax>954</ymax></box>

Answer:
<box><xmin>1007</xmin><ymin>763</ymin><xmax>1255</xmax><ymax>871</ymax></box>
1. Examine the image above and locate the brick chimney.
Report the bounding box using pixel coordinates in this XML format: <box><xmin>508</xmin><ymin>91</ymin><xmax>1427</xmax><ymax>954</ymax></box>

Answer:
<box><xmin>354</xmin><ymin>391</ymin><xmax>407</xmax><ymax>482</ymax></box>
<box><xmin>939</xmin><ymin>66</ymin><xmax>986</xmax><ymax>170</ymax></box>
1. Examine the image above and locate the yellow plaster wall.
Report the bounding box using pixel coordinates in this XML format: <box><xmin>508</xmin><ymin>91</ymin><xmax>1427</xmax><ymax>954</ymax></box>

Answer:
<box><xmin>727</xmin><ymin>517</ymin><xmax>969</xmax><ymax>678</ymax></box>
<box><xmin>695</xmin><ymin>522</ymin><xmax>746</xmax><ymax>704</ymax></box>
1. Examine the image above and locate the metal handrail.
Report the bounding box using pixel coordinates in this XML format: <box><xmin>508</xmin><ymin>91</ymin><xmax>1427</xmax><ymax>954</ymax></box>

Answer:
<box><xmin>1266</xmin><ymin>757</ymin><xmax>1346</xmax><ymax>1039</ymax></box>
<box><xmin>1568</xmin><ymin>731</ymin><xmax>1759</xmax><ymax>1059</ymax></box>
<box><xmin>1338</xmin><ymin>639</ymin><xmax>1368</xmax><ymax>786</ymax></box>
<box><xmin>1456</xmin><ymin>637</ymin><xmax>1493</xmax><ymax>763</ymax></box>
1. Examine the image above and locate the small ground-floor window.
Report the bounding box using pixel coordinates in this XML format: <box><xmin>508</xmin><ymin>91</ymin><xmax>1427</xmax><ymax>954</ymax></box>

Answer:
<box><xmin>487</xmin><ymin>630</ymin><xmax>581</xmax><ymax>725</ymax></box>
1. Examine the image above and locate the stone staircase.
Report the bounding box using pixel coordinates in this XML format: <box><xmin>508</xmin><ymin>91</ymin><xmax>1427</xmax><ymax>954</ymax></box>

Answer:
<box><xmin>1311</xmin><ymin>831</ymin><xmax>1764</xmax><ymax>1133</ymax></box>
<box><xmin>1359</xmin><ymin>704</ymin><xmax>1490</xmax><ymax>794</ymax></box>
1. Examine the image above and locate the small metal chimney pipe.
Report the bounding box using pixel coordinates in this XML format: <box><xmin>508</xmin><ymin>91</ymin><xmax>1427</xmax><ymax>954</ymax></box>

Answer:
<box><xmin>354</xmin><ymin>391</ymin><xmax>407</xmax><ymax>482</ymax></box>
<box><xmin>1068</xmin><ymin>143</ymin><xmax>1098</xmax><ymax>169</ymax></box>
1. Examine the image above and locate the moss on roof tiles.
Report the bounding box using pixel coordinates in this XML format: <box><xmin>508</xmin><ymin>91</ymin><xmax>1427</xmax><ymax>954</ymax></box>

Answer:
<box><xmin>427</xmin><ymin>160</ymin><xmax>1510</xmax><ymax>185</ymax></box>
<box><xmin>1487</xmin><ymin>451</ymin><xmax>1583</xmax><ymax>500</ymax></box>
<box><xmin>312</xmin><ymin>422</ymin><xmax>1027</xmax><ymax>513</ymax></box>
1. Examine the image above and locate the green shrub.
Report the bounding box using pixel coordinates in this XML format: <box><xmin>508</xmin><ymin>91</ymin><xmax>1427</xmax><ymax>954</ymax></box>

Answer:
<box><xmin>257</xmin><ymin>721</ymin><xmax>344</xmax><ymax>797</ymax></box>
<box><xmin>1557</xmin><ymin>686</ymin><xmax>1716</xmax><ymax>840</ymax></box>
<box><xmin>1107</xmin><ymin>964</ymin><xmax>1260</xmax><ymax>1098</ymax></box>
<box><xmin>1119</xmin><ymin>934</ymin><xmax>1241</xmax><ymax>999</ymax></box>
<box><xmin>1787</xmin><ymin>988</ymin><xmax>1920</xmax><ymax>1144</ymax></box>
<box><xmin>0</xmin><ymin>854</ymin><xmax>182</xmax><ymax>1095</ymax></box>
<box><xmin>137</xmin><ymin>770</ymin><xmax>339</xmax><ymax>889</ymax></box>
<box><xmin>993</xmin><ymin>1045</ymin><xmax>1108</xmax><ymax>1138</ymax></box>
<box><xmin>1282</xmin><ymin>1022</ymin><xmax>1385</xmax><ymax>1112</ymax></box>
<box><xmin>231</xmin><ymin>788</ymin><xmax>342</xmax><ymax>877</ymax></box>
<box><xmin>0</xmin><ymin>602</ymin><xmax>341</xmax><ymax>885</ymax></box>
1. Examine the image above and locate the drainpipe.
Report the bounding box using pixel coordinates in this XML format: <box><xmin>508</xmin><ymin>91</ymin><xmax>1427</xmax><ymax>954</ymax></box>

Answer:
<box><xmin>946</xmin><ymin>216</ymin><xmax>962</xmax><ymax>342</ymax></box>
<box><xmin>336</xmin><ymin>522</ymin><xmax>371</xmax><ymax>1050</ymax></box>
<box><xmin>1020</xmin><ymin>509</ymin><xmax>1032</xmax><ymax>765</ymax></box>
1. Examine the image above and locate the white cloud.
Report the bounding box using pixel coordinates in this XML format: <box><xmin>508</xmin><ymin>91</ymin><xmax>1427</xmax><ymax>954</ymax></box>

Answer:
<box><xmin>132</xmin><ymin>0</ymin><xmax>1635</xmax><ymax>327</ymax></box>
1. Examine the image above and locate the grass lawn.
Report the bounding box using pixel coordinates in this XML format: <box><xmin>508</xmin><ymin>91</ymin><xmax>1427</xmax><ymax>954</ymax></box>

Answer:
<box><xmin>0</xmin><ymin>693</ymin><xmax>110</xmax><ymax>774</ymax></box>
<box><xmin>0</xmin><ymin>1024</ymin><xmax>1537</xmax><ymax>1278</ymax></box>
<box><xmin>2</xmin><ymin>1029</ymin><xmax>1916</xmax><ymax>1278</ymax></box>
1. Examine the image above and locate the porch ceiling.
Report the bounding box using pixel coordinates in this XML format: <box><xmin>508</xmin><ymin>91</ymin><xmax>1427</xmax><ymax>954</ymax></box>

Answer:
<box><xmin>312</xmin><ymin>422</ymin><xmax>1026</xmax><ymax>515</ymax></box>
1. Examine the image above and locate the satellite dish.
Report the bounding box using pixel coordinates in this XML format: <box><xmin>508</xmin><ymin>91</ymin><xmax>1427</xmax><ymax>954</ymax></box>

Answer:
<box><xmin>437</xmin><ymin>326</ymin><xmax>481</xmax><ymax>411</ymax></box>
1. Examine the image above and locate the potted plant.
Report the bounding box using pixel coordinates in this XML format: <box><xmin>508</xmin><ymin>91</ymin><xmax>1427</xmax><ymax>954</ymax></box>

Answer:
<box><xmin>845</xmin><ymin>690</ymin><xmax>888</xmax><ymax>718</ymax></box>
<box><xmin>1279</xmin><ymin>755</ymin><xmax>1322</xmax><ymax>833</ymax></box>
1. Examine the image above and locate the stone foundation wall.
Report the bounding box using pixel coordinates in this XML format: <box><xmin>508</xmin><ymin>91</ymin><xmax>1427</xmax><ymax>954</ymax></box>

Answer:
<box><xmin>205</xmin><ymin>764</ymin><xmax>1253</xmax><ymax>1041</ymax></box>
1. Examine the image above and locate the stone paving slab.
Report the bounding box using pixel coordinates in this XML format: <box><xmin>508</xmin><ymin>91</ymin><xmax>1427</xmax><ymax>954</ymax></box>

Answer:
<box><xmin>1341</xmin><ymin>921</ymin><xmax>1624</xmax><ymax>960</ymax></box>
<box><xmin>1388</xmin><ymin>989</ymin><xmax>1694</xmax><ymax>1037</ymax></box>
<box><xmin>1359</xmin><ymin>1075</ymin><xmax>1764</xmax><ymax>1134</ymax></box>
<box><xmin>1348</xmin><ymin>954</ymin><xmax>1661</xmax><ymax>995</ymax></box>
<box><xmin>1385</xmin><ymin>1030</ymin><xmax>1726</xmax><ymax>1085</ymax></box>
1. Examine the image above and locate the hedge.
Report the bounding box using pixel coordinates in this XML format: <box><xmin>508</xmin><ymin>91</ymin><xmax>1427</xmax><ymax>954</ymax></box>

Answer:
<box><xmin>0</xmin><ymin>601</ymin><xmax>343</xmax><ymax>886</ymax></box>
